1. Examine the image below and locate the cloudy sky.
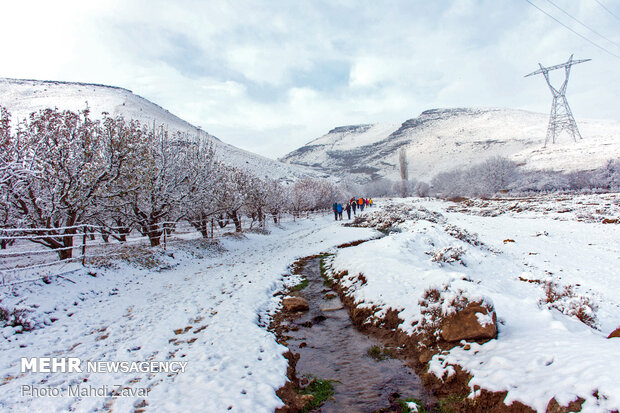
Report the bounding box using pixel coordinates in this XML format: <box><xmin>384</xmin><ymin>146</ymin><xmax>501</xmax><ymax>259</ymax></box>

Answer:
<box><xmin>1</xmin><ymin>0</ymin><xmax>619</xmax><ymax>158</ymax></box>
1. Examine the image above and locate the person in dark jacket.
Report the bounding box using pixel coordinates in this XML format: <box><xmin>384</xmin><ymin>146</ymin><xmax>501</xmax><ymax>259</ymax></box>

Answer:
<box><xmin>345</xmin><ymin>202</ymin><xmax>351</xmax><ymax>219</ymax></box>
<box><xmin>332</xmin><ymin>202</ymin><xmax>338</xmax><ymax>220</ymax></box>
<box><xmin>351</xmin><ymin>201</ymin><xmax>357</xmax><ymax>215</ymax></box>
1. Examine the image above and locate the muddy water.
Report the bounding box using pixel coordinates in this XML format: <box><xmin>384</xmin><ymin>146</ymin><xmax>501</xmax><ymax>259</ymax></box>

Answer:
<box><xmin>286</xmin><ymin>258</ymin><xmax>433</xmax><ymax>412</ymax></box>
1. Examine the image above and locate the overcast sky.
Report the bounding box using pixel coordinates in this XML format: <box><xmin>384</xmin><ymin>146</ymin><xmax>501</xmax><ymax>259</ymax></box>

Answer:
<box><xmin>1</xmin><ymin>0</ymin><xmax>619</xmax><ymax>158</ymax></box>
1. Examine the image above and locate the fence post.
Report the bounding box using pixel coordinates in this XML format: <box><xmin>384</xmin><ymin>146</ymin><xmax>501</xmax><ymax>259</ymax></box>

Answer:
<box><xmin>81</xmin><ymin>226</ymin><xmax>87</xmax><ymax>266</ymax></box>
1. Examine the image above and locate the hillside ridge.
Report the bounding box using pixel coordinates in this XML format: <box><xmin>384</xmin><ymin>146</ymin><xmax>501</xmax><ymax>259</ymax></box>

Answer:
<box><xmin>280</xmin><ymin>107</ymin><xmax>620</xmax><ymax>183</ymax></box>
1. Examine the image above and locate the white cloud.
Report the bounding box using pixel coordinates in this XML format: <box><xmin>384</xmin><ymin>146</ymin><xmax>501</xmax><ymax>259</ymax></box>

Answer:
<box><xmin>1</xmin><ymin>0</ymin><xmax>618</xmax><ymax>158</ymax></box>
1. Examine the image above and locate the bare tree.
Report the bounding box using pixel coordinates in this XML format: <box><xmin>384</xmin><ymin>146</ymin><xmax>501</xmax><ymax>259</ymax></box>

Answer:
<box><xmin>398</xmin><ymin>147</ymin><xmax>409</xmax><ymax>197</ymax></box>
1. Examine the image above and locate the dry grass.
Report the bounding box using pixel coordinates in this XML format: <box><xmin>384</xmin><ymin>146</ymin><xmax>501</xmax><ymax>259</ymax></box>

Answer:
<box><xmin>426</xmin><ymin>246</ymin><xmax>466</xmax><ymax>266</ymax></box>
<box><xmin>541</xmin><ymin>282</ymin><xmax>598</xmax><ymax>328</ymax></box>
<box><xmin>0</xmin><ymin>305</ymin><xmax>33</xmax><ymax>331</ymax></box>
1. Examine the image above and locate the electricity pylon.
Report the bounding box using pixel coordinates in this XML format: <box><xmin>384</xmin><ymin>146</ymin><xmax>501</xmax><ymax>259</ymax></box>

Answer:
<box><xmin>525</xmin><ymin>54</ymin><xmax>590</xmax><ymax>146</ymax></box>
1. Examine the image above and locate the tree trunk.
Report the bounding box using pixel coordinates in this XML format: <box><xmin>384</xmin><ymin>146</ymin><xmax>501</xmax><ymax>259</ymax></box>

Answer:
<box><xmin>58</xmin><ymin>239</ymin><xmax>74</xmax><ymax>260</ymax></box>
<box><xmin>228</xmin><ymin>211</ymin><xmax>242</xmax><ymax>232</ymax></box>
<box><xmin>148</xmin><ymin>229</ymin><xmax>162</xmax><ymax>247</ymax></box>
<box><xmin>56</xmin><ymin>228</ymin><xmax>77</xmax><ymax>260</ymax></box>
<box><xmin>146</xmin><ymin>222</ymin><xmax>162</xmax><ymax>246</ymax></box>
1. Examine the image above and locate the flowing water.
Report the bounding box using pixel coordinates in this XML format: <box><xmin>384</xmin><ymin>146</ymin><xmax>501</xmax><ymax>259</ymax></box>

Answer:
<box><xmin>285</xmin><ymin>257</ymin><xmax>433</xmax><ymax>412</ymax></box>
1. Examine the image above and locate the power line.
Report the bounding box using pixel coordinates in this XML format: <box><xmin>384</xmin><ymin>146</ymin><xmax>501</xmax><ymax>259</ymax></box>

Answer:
<box><xmin>544</xmin><ymin>0</ymin><xmax>620</xmax><ymax>50</ymax></box>
<box><xmin>525</xmin><ymin>0</ymin><xmax>620</xmax><ymax>60</ymax></box>
<box><xmin>593</xmin><ymin>0</ymin><xmax>620</xmax><ymax>21</ymax></box>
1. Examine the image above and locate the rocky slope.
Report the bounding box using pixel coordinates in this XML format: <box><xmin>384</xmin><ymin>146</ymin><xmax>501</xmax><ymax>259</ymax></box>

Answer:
<box><xmin>281</xmin><ymin>107</ymin><xmax>620</xmax><ymax>182</ymax></box>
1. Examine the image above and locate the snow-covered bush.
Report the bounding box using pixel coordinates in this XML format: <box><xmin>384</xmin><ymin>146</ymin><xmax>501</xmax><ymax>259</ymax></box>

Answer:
<box><xmin>414</xmin><ymin>181</ymin><xmax>430</xmax><ymax>197</ymax></box>
<box><xmin>362</xmin><ymin>178</ymin><xmax>397</xmax><ymax>197</ymax></box>
<box><xmin>0</xmin><ymin>304</ymin><xmax>33</xmax><ymax>331</ymax></box>
<box><xmin>288</xmin><ymin>178</ymin><xmax>341</xmax><ymax>215</ymax></box>
<box><xmin>426</xmin><ymin>246</ymin><xmax>466</xmax><ymax>265</ymax></box>
<box><xmin>429</xmin><ymin>156</ymin><xmax>620</xmax><ymax>197</ymax></box>
<box><xmin>432</xmin><ymin>156</ymin><xmax>519</xmax><ymax>198</ymax></box>
<box><xmin>541</xmin><ymin>282</ymin><xmax>598</xmax><ymax>328</ymax></box>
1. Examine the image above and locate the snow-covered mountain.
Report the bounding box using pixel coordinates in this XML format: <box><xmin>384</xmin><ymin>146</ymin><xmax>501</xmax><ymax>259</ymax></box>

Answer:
<box><xmin>0</xmin><ymin>78</ymin><xmax>322</xmax><ymax>183</ymax></box>
<box><xmin>280</xmin><ymin>107</ymin><xmax>620</xmax><ymax>182</ymax></box>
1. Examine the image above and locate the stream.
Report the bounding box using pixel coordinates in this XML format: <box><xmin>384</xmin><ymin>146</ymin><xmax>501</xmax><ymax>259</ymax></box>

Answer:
<box><xmin>285</xmin><ymin>257</ymin><xmax>433</xmax><ymax>412</ymax></box>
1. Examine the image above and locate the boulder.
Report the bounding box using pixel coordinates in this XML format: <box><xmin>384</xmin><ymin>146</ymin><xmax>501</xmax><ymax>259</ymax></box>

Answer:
<box><xmin>440</xmin><ymin>303</ymin><xmax>498</xmax><ymax>342</ymax></box>
<box><xmin>608</xmin><ymin>327</ymin><xmax>620</xmax><ymax>339</ymax></box>
<box><xmin>282</xmin><ymin>297</ymin><xmax>309</xmax><ymax>312</ymax></box>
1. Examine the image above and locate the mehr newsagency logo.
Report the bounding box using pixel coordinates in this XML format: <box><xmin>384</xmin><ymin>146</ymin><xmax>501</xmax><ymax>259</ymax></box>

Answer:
<box><xmin>19</xmin><ymin>357</ymin><xmax>187</xmax><ymax>398</ymax></box>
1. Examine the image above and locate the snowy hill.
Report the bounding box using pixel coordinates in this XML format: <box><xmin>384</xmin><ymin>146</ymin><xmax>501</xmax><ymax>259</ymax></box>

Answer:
<box><xmin>0</xmin><ymin>78</ymin><xmax>321</xmax><ymax>183</ymax></box>
<box><xmin>280</xmin><ymin>107</ymin><xmax>620</xmax><ymax>182</ymax></box>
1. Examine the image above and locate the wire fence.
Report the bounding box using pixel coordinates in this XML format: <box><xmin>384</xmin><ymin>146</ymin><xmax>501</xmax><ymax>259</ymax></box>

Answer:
<box><xmin>0</xmin><ymin>210</ymin><xmax>329</xmax><ymax>287</ymax></box>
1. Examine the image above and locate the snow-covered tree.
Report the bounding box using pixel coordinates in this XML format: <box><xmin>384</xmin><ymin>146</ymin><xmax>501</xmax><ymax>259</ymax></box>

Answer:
<box><xmin>0</xmin><ymin>107</ymin><xmax>18</xmax><ymax>249</ymax></box>
<box><xmin>91</xmin><ymin>115</ymin><xmax>151</xmax><ymax>242</ymax></box>
<box><xmin>415</xmin><ymin>181</ymin><xmax>430</xmax><ymax>197</ymax></box>
<box><xmin>264</xmin><ymin>179</ymin><xmax>285</xmax><ymax>224</ymax></box>
<box><xmin>181</xmin><ymin>141</ymin><xmax>225</xmax><ymax>238</ymax></box>
<box><xmin>127</xmin><ymin>127</ymin><xmax>194</xmax><ymax>246</ymax></box>
<box><xmin>8</xmin><ymin>108</ymin><xmax>114</xmax><ymax>259</ymax></box>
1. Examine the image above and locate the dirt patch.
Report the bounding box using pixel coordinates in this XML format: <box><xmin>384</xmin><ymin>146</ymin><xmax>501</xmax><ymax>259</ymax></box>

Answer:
<box><xmin>336</xmin><ymin>238</ymin><xmax>377</xmax><ymax>248</ymax></box>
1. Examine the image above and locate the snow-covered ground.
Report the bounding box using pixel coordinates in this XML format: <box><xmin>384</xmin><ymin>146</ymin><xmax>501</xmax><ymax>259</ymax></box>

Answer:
<box><xmin>327</xmin><ymin>195</ymin><xmax>620</xmax><ymax>412</ymax></box>
<box><xmin>0</xmin><ymin>214</ymin><xmax>376</xmax><ymax>413</ymax></box>
<box><xmin>2</xmin><ymin>195</ymin><xmax>618</xmax><ymax>413</ymax></box>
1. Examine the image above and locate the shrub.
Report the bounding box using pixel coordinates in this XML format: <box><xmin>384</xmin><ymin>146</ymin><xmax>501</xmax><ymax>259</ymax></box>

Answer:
<box><xmin>0</xmin><ymin>305</ymin><xmax>33</xmax><ymax>331</ymax></box>
<box><xmin>426</xmin><ymin>246</ymin><xmax>466</xmax><ymax>265</ymax></box>
<box><xmin>541</xmin><ymin>282</ymin><xmax>598</xmax><ymax>328</ymax></box>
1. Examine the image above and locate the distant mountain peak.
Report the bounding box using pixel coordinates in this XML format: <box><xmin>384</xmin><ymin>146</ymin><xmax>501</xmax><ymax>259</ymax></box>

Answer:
<box><xmin>327</xmin><ymin>124</ymin><xmax>374</xmax><ymax>134</ymax></box>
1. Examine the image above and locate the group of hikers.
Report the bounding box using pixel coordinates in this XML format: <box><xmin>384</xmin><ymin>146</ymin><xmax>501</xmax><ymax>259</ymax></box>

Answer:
<box><xmin>332</xmin><ymin>197</ymin><xmax>373</xmax><ymax>220</ymax></box>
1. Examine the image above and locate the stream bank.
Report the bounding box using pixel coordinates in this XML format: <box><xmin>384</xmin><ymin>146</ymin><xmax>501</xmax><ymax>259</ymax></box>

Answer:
<box><xmin>270</xmin><ymin>254</ymin><xmax>433</xmax><ymax>412</ymax></box>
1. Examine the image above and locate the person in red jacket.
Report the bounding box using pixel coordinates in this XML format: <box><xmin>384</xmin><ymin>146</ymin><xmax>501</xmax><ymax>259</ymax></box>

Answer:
<box><xmin>358</xmin><ymin>197</ymin><xmax>364</xmax><ymax>212</ymax></box>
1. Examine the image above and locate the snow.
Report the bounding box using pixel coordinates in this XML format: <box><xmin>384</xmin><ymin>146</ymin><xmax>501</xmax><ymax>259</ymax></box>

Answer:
<box><xmin>327</xmin><ymin>196</ymin><xmax>620</xmax><ymax>412</ymax></box>
<box><xmin>0</xmin><ymin>214</ymin><xmax>376</xmax><ymax>412</ymax></box>
<box><xmin>0</xmin><ymin>78</ymin><xmax>321</xmax><ymax>183</ymax></box>
<box><xmin>281</xmin><ymin>107</ymin><xmax>620</xmax><ymax>182</ymax></box>
<box><xmin>405</xmin><ymin>400</ymin><xmax>419</xmax><ymax>411</ymax></box>
<box><xmin>309</xmin><ymin>123</ymin><xmax>401</xmax><ymax>151</ymax></box>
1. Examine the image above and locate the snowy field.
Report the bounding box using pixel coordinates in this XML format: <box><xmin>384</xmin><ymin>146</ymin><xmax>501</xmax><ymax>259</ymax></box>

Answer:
<box><xmin>0</xmin><ymin>214</ymin><xmax>375</xmax><ymax>413</ymax></box>
<box><xmin>327</xmin><ymin>194</ymin><xmax>620</xmax><ymax>412</ymax></box>
<box><xmin>2</xmin><ymin>194</ymin><xmax>619</xmax><ymax>413</ymax></box>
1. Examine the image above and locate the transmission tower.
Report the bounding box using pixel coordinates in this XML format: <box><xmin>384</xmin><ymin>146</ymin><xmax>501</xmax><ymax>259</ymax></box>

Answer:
<box><xmin>525</xmin><ymin>54</ymin><xmax>590</xmax><ymax>146</ymax></box>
